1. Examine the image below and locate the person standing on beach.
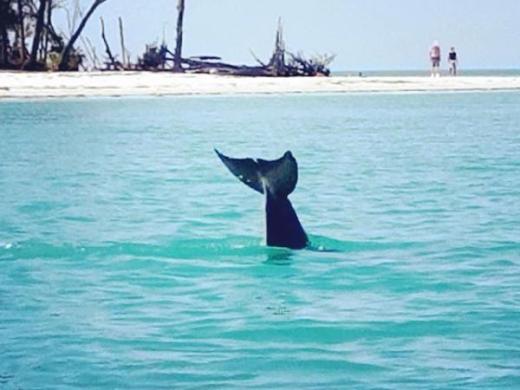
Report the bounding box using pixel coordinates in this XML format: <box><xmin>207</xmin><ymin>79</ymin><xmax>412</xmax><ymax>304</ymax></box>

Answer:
<box><xmin>448</xmin><ymin>47</ymin><xmax>458</xmax><ymax>76</ymax></box>
<box><xmin>429</xmin><ymin>41</ymin><xmax>441</xmax><ymax>77</ymax></box>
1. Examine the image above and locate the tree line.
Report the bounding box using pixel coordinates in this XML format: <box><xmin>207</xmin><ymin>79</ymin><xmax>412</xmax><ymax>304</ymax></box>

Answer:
<box><xmin>0</xmin><ymin>0</ymin><xmax>107</xmax><ymax>70</ymax></box>
<box><xmin>0</xmin><ymin>0</ymin><xmax>334</xmax><ymax>76</ymax></box>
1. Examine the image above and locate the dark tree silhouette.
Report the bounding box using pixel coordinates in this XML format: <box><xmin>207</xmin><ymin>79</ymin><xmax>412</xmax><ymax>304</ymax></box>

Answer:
<box><xmin>25</xmin><ymin>0</ymin><xmax>47</xmax><ymax>69</ymax></box>
<box><xmin>173</xmin><ymin>0</ymin><xmax>184</xmax><ymax>72</ymax></box>
<box><xmin>0</xmin><ymin>0</ymin><xmax>18</xmax><ymax>67</ymax></box>
<box><xmin>17</xmin><ymin>0</ymin><xmax>26</xmax><ymax>64</ymax></box>
<box><xmin>59</xmin><ymin>0</ymin><xmax>108</xmax><ymax>70</ymax></box>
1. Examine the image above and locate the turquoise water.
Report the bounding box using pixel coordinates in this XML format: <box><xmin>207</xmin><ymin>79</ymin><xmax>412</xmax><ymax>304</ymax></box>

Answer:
<box><xmin>1</xmin><ymin>92</ymin><xmax>519</xmax><ymax>389</ymax></box>
<box><xmin>335</xmin><ymin>69</ymin><xmax>520</xmax><ymax>77</ymax></box>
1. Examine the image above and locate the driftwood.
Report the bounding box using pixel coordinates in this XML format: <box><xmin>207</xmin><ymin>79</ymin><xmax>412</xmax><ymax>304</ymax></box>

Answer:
<box><xmin>177</xmin><ymin>20</ymin><xmax>334</xmax><ymax>77</ymax></box>
<box><xmin>182</xmin><ymin>58</ymin><xmax>270</xmax><ymax>76</ymax></box>
<box><xmin>106</xmin><ymin>1</ymin><xmax>332</xmax><ymax>77</ymax></box>
<box><xmin>133</xmin><ymin>18</ymin><xmax>333</xmax><ymax>77</ymax></box>
<box><xmin>137</xmin><ymin>44</ymin><xmax>170</xmax><ymax>70</ymax></box>
<box><xmin>166</xmin><ymin>1</ymin><xmax>326</xmax><ymax>76</ymax></box>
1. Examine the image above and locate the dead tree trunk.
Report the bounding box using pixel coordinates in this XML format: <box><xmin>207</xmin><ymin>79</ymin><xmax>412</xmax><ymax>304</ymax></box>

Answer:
<box><xmin>118</xmin><ymin>17</ymin><xmax>127</xmax><ymax>68</ymax></box>
<box><xmin>43</xmin><ymin>0</ymin><xmax>53</xmax><ymax>61</ymax></box>
<box><xmin>268</xmin><ymin>18</ymin><xmax>287</xmax><ymax>76</ymax></box>
<box><xmin>81</xmin><ymin>36</ymin><xmax>100</xmax><ymax>69</ymax></box>
<box><xmin>173</xmin><ymin>0</ymin><xmax>185</xmax><ymax>72</ymax></box>
<box><xmin>17</xmin><ymin>0</ymin><xmax>25</xmax><ymax>65</ymax></box>
<box><xmin>100</xmin><ymin>17</ymin><xmax>117</xmax><ymax>69</ymax></box>
<box><xmin>0</xmin><ymin>28</ymin><xmax>8</xmax><ymax>68</ymax></box>
<box><xmin>59</xmin><ymin>0</ymin><xmax>108</xmax><ymax>71</ymax></box>
<box><xmin>26</xmin><ymin>0</ymin><xmax>47</xmax><ymax>69</ymax></box>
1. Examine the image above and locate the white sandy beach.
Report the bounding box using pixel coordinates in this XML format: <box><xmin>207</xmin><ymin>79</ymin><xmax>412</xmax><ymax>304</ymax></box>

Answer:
<box><xmin>1</xmin><ymin>71</ymin><xmax>520</xmax><ymax>99</ymax></box>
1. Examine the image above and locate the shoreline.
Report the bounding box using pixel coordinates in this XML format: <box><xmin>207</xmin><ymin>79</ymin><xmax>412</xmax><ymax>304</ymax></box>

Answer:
<box><xmin>1</xmin><ymin>71</ymin><xmax>520</xmax><ymax>100</ymax></box>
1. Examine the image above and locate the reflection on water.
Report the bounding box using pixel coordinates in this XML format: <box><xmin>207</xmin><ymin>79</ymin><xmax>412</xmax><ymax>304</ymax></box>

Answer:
<box><xmin>264</xmin><ymin>247</ymin><xmax>294</xmax><ymax>265</ymax></box>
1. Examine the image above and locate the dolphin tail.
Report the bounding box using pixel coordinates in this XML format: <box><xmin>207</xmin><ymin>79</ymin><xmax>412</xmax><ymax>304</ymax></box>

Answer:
<box><xmin>265</xmin><ymin>193</ymin><xmax>308</xmax><ymax>249</ymax></box>
<box><xmin>215</xmin><ymin>149</ymin><xmax>308</xmax><ymax>249</ymax></box>
<box><xmin>215</xmin><ymin>149</ymin><xmax>298</xmax><ymax>198</ymax></box>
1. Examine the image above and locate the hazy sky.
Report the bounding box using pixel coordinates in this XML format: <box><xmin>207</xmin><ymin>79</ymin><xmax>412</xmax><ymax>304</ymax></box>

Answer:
<box><xmin>59</xmin><ymin>0</ymin><xmax>520</xmax><ymax>71</ymax></box>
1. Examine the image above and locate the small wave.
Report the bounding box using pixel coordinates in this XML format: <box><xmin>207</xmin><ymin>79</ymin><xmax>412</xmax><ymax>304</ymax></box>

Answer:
<box><xmin>1</xmin><ymin>242</ymin><xmax>14</xmax><ymax>250</ymax></box>
<box><xmin>0</xmin><ymin>236</ymin><xmax>270</xmax><ymax>262</ymax></box>
<box><xmin>1</xmin><ymin>235</ymin><xmax>429</xmax><ymax>263</ymax></box>
<box><xmin>308</xmin><ymin>235</ymin><xmax>425</xmax><ymax>253</ymax></box>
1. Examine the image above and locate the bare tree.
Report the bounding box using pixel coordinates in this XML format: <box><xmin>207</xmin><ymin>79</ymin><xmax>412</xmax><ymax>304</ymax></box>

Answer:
<box><xmin>17</xmin><ymin>0</ymin><xmax>26</xmax><ymax>64</ymax></box>
<box><xmin>59</xmin><ymin>0</ymin><xmax>107</xmax><ymax>70</ymax></box>
<box><xmin>99</xmin><ymin>16</ymin><xmax>119</xmax><ymax>69</ymax></box>
<box><xmin>25</xmin><ymin>0</ymin><xmax>47</xmax><ymax>69</ymax></box>
<box><xmin>118</xmin><ymin>16</ymin><xmax>127</xmax><ymax>67</ymax></box>
<box><xmin>0</xmin><ymin>0</ymin><xmax>18</xmax><ymax>68</ymax></box>
<box><xmin>173</xmin><ymin>0</ymin><xmax>184</xmax><ymax>72</ymax></box>
<box><xmin>268</xmin><ymin>18</ymin><xmax>286</xmax><ymax>75</ymax></box>
<box><xmin>42</xmin><ymin>0</ymin><xmax>52</xmax><ymax>59</ymax></box>
<box><xmin>81</xmin><ymin>35</ymin><xmax>100</xmax><ymax>69</ymax></box>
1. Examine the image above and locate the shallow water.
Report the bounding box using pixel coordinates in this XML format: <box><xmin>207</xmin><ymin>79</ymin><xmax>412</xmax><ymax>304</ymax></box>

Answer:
<box><xmin>336</xmin><ymin>68</ymin><xmax>520</xmax><ymax>77</ymax></box>
<box><xmin>1</xmin><ymin>92</ymin><xmax>519</xmax><ymax>389</ymax></box>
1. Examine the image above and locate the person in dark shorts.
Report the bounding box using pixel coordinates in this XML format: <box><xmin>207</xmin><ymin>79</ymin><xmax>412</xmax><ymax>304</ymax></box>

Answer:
<box><xmin>448</xmin><ymin>47</ymin><xmax>458</xmax><ymax>76</ymax></box>
<box><xmin>429</xmin><ymin>41</ymin><xmax>441</xmax><ymax>77</ymax></box>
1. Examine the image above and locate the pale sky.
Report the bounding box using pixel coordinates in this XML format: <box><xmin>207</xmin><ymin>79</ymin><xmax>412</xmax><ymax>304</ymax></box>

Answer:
<box><xmin>56</xmin><ymin>0</ymin><xmax>520</xmax><ymax>71</ymax></box>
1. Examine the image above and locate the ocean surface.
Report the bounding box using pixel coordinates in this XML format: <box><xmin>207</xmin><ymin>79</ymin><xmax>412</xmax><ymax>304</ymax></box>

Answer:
<box><xmin>335</xmin><ymin>69</ymin><xmax>520</xmax><ymax>77</ymax></box>
<box><xmin>1</xmin><ymin>92</ymin><xmax>519</xmax><ymax>389</ymax></box>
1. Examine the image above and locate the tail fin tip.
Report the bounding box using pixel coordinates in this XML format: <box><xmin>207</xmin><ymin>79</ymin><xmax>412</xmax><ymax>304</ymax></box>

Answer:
<box><xmin>215</xmin><ymin>149</ymin><xmax>299</xmax><ymax>197</ymax></box>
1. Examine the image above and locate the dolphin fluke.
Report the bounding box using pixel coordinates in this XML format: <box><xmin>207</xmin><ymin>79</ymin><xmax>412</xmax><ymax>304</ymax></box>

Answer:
<box><xmin>215</xmin><ymin>149</ymin><xmax>298</xmax><ymax>197</ymax></box>
<box><xmin>215</xmin><ymin>149</ymin><xmax>308</xmax><ymax>249</ymax></box>
<box><xmin>215</xmin><ymin>149</ymin><xmax>265</xmax><ymax>194</ymax></box>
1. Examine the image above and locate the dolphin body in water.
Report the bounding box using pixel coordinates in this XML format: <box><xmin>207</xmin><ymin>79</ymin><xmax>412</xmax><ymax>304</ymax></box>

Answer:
<box><xmin>215</xmin><ymin>149</ymin><xmax>308</xmax><ymax>249</ymax></box>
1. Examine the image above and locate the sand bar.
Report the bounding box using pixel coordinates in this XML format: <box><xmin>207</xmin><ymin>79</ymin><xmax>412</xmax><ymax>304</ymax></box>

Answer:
<box><xmin>1</xmin><ymin>71</ymin><xmax>520</xmax><ymax>99</ymax></box>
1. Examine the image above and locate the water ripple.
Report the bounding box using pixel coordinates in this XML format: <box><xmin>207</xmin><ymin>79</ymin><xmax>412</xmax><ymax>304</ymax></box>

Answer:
<box><xmin>1</xmin><ymin>93</ymin><xmax>520</xmax><ymax>388</ymax></box>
